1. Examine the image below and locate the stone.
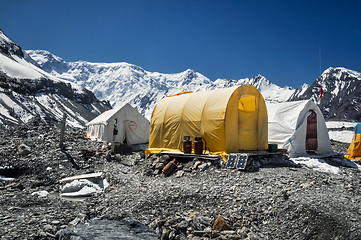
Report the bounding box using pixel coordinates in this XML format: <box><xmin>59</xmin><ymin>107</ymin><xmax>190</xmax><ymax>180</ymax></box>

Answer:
<box><xmin>144</xmin><ymin>169</ymin><xmax>153</xmax><ymax>176</ymax></box>
<box><xmin>159</xmin><ymin>155</ymin><xmax>171</xmax><ymax>163</ymax></box>
<box><xmin>193</xmin><ymin>161</ymin><xmax>202</xmax><ymax>170</ymax></box>
<box><xmin>221</xmin><ymin>230</ymin><xmax>236</xmax><ymax>235</ymax></box>
<box><xmin>153</xmin><ymin>162</ymin><xmax>165</xmax><ymax>170</ymax></box>
<box><xmin>212</xmin><ymin>216</ymin><xmax>231</xmax><ymax>231</ymax></box>
<box><xmin>43</xmin><ymin>224</ymin><xmax>53</xmax><ymax>231</ymax></box>
<box><xmin>198</xmin><ymin>163</ymin><xmax>209</xmax><ymax>172</ymax></box>
<box><xmin>51</xmin><ymin>220</ymin><xmax>60</xmax><ymax>225</ymax></box>
<box><xmin>175</xmin><ymin>170</ymin><xmax>184</xmax><ymax>178</ymax></box>
<box><xmin>177</xmin><ymin>220</ymin><xmax>188</xmax><ymax>230</ymax></box>
<box><xmin>195</xmin><ymin>215</ymin><xmax>212</xmax><ymax>227</ymax></box>
<box><xmin>247</xmin><ymin>231</ymin><xmax>259</xmax><ymax>239</ymax></box>
<box><xmin>192</xmin><ymin>230</ymin><xmax>206</xmax><ymax>236</ymax></box>
<box><xmin>18</xmin><ymin>143</ymin><xmax>31</xmax><ymax>156</ymax></box>
<box><xmin>56</xmin><ymin>219</ymin><xmax>157</xmax><ymax>240</ymax></box>
<box><xmin>161</xmin><ymin>227</ymin><xmax>170</xmax><ymax>240</ymax></box>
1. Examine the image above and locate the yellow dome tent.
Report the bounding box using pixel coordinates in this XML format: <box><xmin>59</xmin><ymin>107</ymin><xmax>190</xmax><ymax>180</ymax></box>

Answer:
<box><xmin>345</xmin><ymin>123</ymin><xmax>361</xmax><ymax>161</ymax></box>
<box><xmin>145</xmin><ymin>85</ymin><xmax>268</xmax><ymax>160</ymax></box>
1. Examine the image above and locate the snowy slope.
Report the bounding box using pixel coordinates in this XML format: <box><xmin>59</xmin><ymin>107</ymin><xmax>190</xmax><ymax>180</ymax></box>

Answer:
<box><xmin>214</xmin><ymin>75</ymin><xmax>295</xmax><ymax>103</ymax></box>
<box><xmin>0</xmin><ymin>30</ymin><xmax>110</xmax><ymax>129</ymax></box>
<box><xmin>289</xmin><ymin>67</ymin><xmax>361</xmax><ymax>121</ymax></box>
<box><xmin>27</xmin><ymin>50</ymin><xmax>296</xmax><ymax>119</ymax></box>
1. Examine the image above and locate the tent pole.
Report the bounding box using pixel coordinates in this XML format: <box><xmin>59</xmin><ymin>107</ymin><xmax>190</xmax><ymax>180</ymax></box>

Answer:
<box><xmin>111</xmin><ymin>118</ymin><xmax>118</xmax><ymax>154</ymax></box>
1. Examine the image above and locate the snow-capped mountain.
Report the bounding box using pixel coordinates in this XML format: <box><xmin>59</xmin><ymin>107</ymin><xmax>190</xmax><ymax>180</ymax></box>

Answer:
<box><xmin>26</xmin><ymin>50</ymin><xmax>296</xmax><ymax>119</ymax></box>
<box><xmin>0</xmin><ymin>29</ymin><xmax>110</xmax><ymax>129</ymax></box>
<box><xmin>213</xmin><ymin>75</ymin><xmax>296</xmax><ymax>103</ymax></box>
<box><xmin>289</xmin><ymin>67</ymin><xmax>361</xmax><ymax>121</ymax></box>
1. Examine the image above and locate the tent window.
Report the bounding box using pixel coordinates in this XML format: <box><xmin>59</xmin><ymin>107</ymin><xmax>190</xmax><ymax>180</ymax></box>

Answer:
<box><xmin>238</xmin><ymin>95</ymin><xmax>256</xmax><ymax>112</ymax></box>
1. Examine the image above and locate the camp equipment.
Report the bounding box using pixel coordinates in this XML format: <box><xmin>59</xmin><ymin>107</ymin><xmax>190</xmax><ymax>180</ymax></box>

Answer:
<box><xmin>267</xmin><ymin>99</ymin><xmax>333</xmax><ymax>157</ymax></box>
<box><xmin>145</xmin><ymin>85</ymin><xmax>268</xmax><ymax>160</ymax></box>
<box><xmin>345</xmin><ymin>123</ymin><xmax>361</xmax><ymax>160</ymax></box>
<box><xmin>162</xmin><ymin>159</ymin><xmax>179</xmax><ymax>176</ymax></box>
<box><xmin>268</xmin><ymin>143</ymin><xmax>278</xmax><ymax>153</ymax></box>
<box><xmin>194</xmin><ymin>137</ymin><xmax>206</xmax><ymax>155</ymax></box>
<box><xmin>183</xmin><ymin>136</ymin><xmax>192</xmax><ymax>153</ymax></box>
<box><xmin>86</xmin><ymin>103</ymin><xmax>150</xmax><ymax>145</ymax></box>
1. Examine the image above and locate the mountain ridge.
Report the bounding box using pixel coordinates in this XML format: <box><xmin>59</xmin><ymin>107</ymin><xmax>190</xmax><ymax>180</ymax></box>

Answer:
<box><xmin>26</xmin><ymin>50</ymin><xmax>296</xmax><ymax>119</ymax></box>
<box><xmin>0</xmin><ymin>29</ymin><xmax>110</xmax><ymax>129</ymax></box>
<box><xmin>31</xmin><ymin>48</ymin><xmax>361</xmax><ymax>122</ymax></box>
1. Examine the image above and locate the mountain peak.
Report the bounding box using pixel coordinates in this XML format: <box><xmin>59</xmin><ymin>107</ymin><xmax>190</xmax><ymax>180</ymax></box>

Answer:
<box><xmin>181</xmin><ymin>68</ymin><xmax>197</xmax><ymax>77</ymax></box>
<box><xmin>321</xmin><ymin>67</ymin><xmax>361</xmax><ymax>81</ymax></box>
<box><xmin>27</xmin><ymin>50</ymin><xmax>65</xmax><ymax>65</ymax></box>
<box><xmin>0</xmin><ymin>29</ymin><xmax>23</xmax><ymax>58</ymax></box>
<box><xmin>289</xmin><ymin>66</ymin><xmax>361</xmax><ymax>121</ymax></box>
<box><xmin>0</xmin><ymin>30</ymin><xmax>111</xmax><ymax>129</ymax></box>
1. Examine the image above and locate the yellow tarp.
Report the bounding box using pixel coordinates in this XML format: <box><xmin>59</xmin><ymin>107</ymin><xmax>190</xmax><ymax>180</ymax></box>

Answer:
<box><xmin>345</xmin><ymin>132</ymin><xmax>361</xmax><ymax>160</ymax></box>
<box><xmin>145</xmin><ymin>85</ymin><xmax>268</xmax><ymax>161</ymax></box>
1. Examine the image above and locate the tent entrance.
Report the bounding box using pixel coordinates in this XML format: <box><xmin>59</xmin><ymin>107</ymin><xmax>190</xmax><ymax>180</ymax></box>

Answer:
<box><xmin>306</xmin><ymin>110</ymin><xmax>318</xmax><ymax>154</ymax></box>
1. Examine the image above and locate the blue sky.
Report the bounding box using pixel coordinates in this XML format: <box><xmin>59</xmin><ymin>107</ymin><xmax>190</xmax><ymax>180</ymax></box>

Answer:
<box><xmin>1</xmin><ymin>0</ymin><xmax>361</xmax><ymax>88</ymax></box>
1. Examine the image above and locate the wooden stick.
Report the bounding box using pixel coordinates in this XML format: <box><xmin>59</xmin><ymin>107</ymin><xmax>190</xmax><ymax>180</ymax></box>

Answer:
<box><xmin>59</xmin><ymin>112</ymin><xmax>67</xmax><ymax>149</ymax></box>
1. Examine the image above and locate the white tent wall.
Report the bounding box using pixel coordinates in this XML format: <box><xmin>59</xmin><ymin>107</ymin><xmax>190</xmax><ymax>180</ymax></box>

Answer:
<box><xmin>123</xmin><ymin>109</ymin><xmax>150</xmax><ymax>145</ymax></box>
<box><xmin>86</xmin><ymin>104</ymin><xmax>150</xmax><ymax>145</ymax></box>
<box><xmin>267</xmin><ymin>100</ymin><xmax>333</xmax><ymax>157</ymax></box>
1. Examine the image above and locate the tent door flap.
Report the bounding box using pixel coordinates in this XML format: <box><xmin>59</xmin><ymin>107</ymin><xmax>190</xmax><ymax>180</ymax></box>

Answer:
<box><xmin>306</xmin><ymin>110</ymin><xmax>318</xmax><ymax>154</ymax></box>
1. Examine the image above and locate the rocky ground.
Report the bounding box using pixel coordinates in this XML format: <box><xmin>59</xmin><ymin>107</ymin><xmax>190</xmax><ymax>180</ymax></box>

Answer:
<box><xmin>0</xmin><ymin>123</ymin><xmax>360</xmax><ymax>240</ymax></box>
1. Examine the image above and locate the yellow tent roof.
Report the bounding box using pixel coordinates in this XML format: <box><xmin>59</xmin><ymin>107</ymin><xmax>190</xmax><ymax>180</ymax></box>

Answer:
<box><xmin>146</xmin><ymin>85</ymin><xmax>268</xmax><ymax>160</ymax></box>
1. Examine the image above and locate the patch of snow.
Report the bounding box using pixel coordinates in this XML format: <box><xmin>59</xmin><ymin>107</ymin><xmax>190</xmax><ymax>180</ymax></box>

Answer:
<box><xmin>290</xmin><ymin>157</ymin><xmax>342</xmax><ymax>174</ymax></box>
<box><xmin>31</xmin><ymin>190</ymin><xmax>49</xmax><ymax>197</ymax></box>
<box><xmin>328</xmin><ymin>130</ymin><xmax>355</xmax><ymax>143</ymax></box>
<box><xmin>0</xmin><ymin>102</ymin><xmax>18</xmax><ymax>123</ymax></box>
<box><xmin>60</xmin><ymin>178</ymin><xmax>108</xmax><ymax>197</ymax></box>
<box><xmin>0</xmin><ymin>54</ymin><xmax>42</xmax><ymax>79</ymax></box>
<box><xmin>0</xmin><ymin>175</ymin><xmax>15</xmax><ymax>181</ymax></box>
<box><xmin>326</xmin><ymin>121</ymin><xmax>357</xmax><ymax>129</ymax></box>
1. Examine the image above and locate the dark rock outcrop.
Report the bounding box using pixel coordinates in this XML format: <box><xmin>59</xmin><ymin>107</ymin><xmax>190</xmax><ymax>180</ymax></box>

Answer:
<box><xmin>289</xmin><ymin>67</ymin><xmax>361</xmax><ymax>121</ymax></box>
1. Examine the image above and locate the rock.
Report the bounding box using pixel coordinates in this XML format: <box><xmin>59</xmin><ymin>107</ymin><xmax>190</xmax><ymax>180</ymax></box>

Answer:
<box><xmin>51</xmin><ymin>220</ymin><xmax>60</xmax><ymax>225</ymax></box>
<box><xmin>247</xmin><ymin>231</ymin><xmax>260</xmax><ymax>239</ymax></box>
<box><xmin>198</xmin><ymin>163</ymin><xmax>209</xmax><ymax>172</ymax></box>
<box><xmin>18</xmin><ymin>143</ymin><xmax>31</xmax><ymax>156</ymax></box>
<box><xmin>192</xmin><ymin>230</ymin><xmax>206</xmax><ymax>236</ymax></box>
<box><xmin>168</xmin><ymin>230</ymin><xmax>176</xmax><ymax>240</ymax></box>
<box><xmin>176</xmin><ymin>220</ymin><xmax>188</xmax><ymax>230</ymax></box>
<box><xmin>161</xmin><ymin>227</ymin><xmax>170</xmax><ymax>240</ymax></box>
<box><xmin>159</xmin><ymin>155</ymin><xmax>170</xmax><ymax>163</ymax></box>
<box><xmin>212</xmin><ymin>216</ymin><xmax>231</xmax><ymax>231</ymax></box>
<box><xmin>193</xmin><ymin>161</ymin><xmax>202</xmax><ymax>170</ymax></box>
<box><xmin>175</xmin><ymin>170</ymin><xmax>184</xmax><ymax>178</ymax></box>
<box><xmin>43</xmin><ymin>224</ymin><xmax>53</xmax><ymax>231</ymax></box>
<box><xmin>144</xmin><ymin>169</ymin><xmax>153</xmax><ymax>176</ymax></box>
<box><xmin>195</xmin><ymin>215</ymin><xmax>212</xmax><ymax>228</ymax></box>
<box><xmin>56</xmin><ymin>219</ymin><xmax>157</xmax><ymax>240</ymax></box>
<box><xmin>153</xmin><ymin>162</ymin><xmax>165</xmax><ymax>170</ymax></box>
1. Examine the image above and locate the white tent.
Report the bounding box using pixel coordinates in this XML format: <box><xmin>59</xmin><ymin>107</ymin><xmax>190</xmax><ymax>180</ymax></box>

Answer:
<box><xmin>267</xmin><ymin>99</ymin><xmax>333</xmax><ymax>157</ymax></box>
<box><xmin>86</xmin><ymin>103</ymin><xmax>150</xmax><ymax>145</ymax></box>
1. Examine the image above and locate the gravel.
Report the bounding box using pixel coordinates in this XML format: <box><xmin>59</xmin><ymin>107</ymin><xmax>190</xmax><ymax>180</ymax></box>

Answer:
<box><xmin>0</xmin><ymin>122</ymin><xmax>360</xmax><ymax>240</ymax></box>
